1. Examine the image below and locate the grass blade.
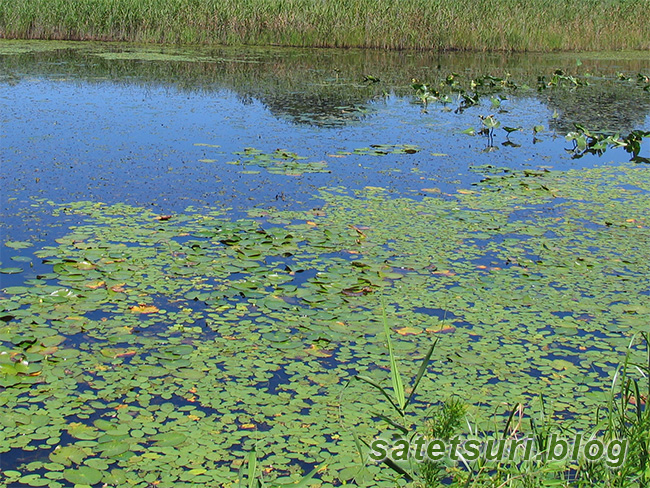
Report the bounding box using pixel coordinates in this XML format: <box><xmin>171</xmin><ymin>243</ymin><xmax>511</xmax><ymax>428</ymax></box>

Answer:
<box><xmin>350</xmin><ymin>429</ymin><xmax>366</xmax><ymax>464</ymax></box>
<box><xmin>239</xmin><ymin>452</ymin><xmax>246</xmax><ymax>488</ymax></box>
<box><xmin>355</xmin><ymin>374</ymin><xmax>401</xmax><ymax>415</ymax></box>
<box><xmin>381</xmin><ymin>298</ymin><xmax>405</xmax><ymax>414</ymax></box>
<box><xmin>247</xmin><ymin>446</ymin><xmax>258</xmax><ymax>488</ymax></box>
<box><xmin>272</xmin><ymin>460</ymin><xmax>328</xmax><ymax>487</ymax></box>
<box><xmin>370</xmin><ymin>411</ymin><xmax>409</xmax><ymax>435</ymax></box>
<box><xmin>380</xmin><ymin>456</ymin><xmax>414</xmax><ymax>481</ymax></box>
<box><xmin>405</xmin><ymin>338</ymin><xmax>438</xmax><ymax>409</ymax></box>
<box><xmin>501</xmin><ymin>403</ymin><xmax>523</xmax><ymax>439</ymax></box>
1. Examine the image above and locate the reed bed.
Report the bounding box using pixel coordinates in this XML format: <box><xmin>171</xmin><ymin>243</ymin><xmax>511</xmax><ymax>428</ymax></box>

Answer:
<box><xmin>1</xmin><ymin>0</ymin><xmax>649</xmax><ymax>52</ymax></box>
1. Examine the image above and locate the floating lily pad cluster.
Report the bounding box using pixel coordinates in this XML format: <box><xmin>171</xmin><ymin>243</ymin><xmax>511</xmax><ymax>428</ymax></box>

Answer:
<box><xmin>227</xmin><ymin>148</ymin><xmax>330</xmax><ymax>175</ymax></box>
<box><xmin>337</xmin><ymin>144</ymin><xmax>420</xmax><ymax>156</ymax></box>
<box><xmin>1</xmin><ymin>164</ymin><xmax>650</xmax><ymax>486</ymax></box>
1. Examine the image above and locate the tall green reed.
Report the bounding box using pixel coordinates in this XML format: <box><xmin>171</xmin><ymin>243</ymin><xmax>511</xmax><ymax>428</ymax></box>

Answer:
<box><xmin>2</xmin><ymin>0</ymin><xmax>649</xmax><ymax>51</ymax></box>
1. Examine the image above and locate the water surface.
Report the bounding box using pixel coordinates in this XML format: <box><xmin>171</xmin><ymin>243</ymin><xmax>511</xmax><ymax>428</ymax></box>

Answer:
<box><xmin>1</xmin><ymin>41</ymin><xmax>650</xmax><ymax>487</ymax></box>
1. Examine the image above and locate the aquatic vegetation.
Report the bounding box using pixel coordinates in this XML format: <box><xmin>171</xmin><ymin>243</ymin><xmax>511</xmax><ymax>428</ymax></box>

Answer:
<box><xmin>479</xmin><ymin>114</ymin><xmax>500</xmax><ymax>147</ymax></box>
<box><xmin>338</xmin><ymin>144</ymin><xmax>420</xmax><ymax>156</ymax></box>
<box><xmin>412</xmin><ymin>72</ymin><xmax>521</xmax><ymax>112</ymax></box>
<box><xmin>2</xmin><ymin>43</ymin><xmax>650</xmax><ymax>487</ymax></box>
<box><xmin>362</xmin><ymin>336</ymin><xmax>650</xmax><ymax>487</ymax></box>
<box><xmin>1</xmin><ymin>0</ymin><xmax>649</xmax><ymax>51</ymax></box>
<box><xmin>538</xmin><ymin>69</ymin><xmax>590</xmax><ymax>90</ymax></box>
<box><xmin>3</xmin><ymin>41</ymin><xmax>650</xmax><ymax>134</ymax></box>
<box><xmin>239</xmin><ymin>445</ymin><xmax>326</xmax><ymax>487</ymax></box>
<box><xmin>351</xmin><ymin>305</ymin><xmax>439</xmax><ymax>482</ymax></box>
<box><xmin>565</xmin><ymin>125</ymin><xmax>650</xmax><ymax>163</ymax></box>
<box><xmin>454</xmin><ymin>336</ymin><xmax>650</xmax><ymax>487</ymax></box>
<box><xmin>413</xmin><ymin>70</ymin><xmax>650</xmax><ymax>161</ymax></box>
<box><xmin>224</xmin><ymin>147</ymin><xmax>329</xmax><ymax>175</ymax></box>
<box><xmin>2</xmin><ymin>162</ymin><xmax>650</xmax><ymax>485</ymax></box>
<box><xmin>411</xmin><ymin>80</ymin><xmax>447</xmax><ymax>112</ymax></box>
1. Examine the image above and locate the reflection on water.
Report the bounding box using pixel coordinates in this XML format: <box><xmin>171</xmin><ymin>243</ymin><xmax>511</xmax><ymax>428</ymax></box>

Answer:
<box><xmin>2</xmin><ymin>42</ymin><xmax>650</xmax><ymax>129</ymax></box>
<box><xmin>1</xmin><ymin>42</ymin><xmax>649</xmax><ymax>233</ymax></box>
<box><xmin>546</xmin><ymin>83</ymin><xmax>650</xmax><ymax>133</ymax></box>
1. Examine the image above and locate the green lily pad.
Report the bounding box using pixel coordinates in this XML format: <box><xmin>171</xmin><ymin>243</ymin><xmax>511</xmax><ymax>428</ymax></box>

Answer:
<box><xmin>11</xmin><ymin>256</ymin><xmax>33</xmax><ymax>262</ymax></box>
<box><xmin>151</xmin><ymin>432</ymin><xmax>187</xmax><ymax>447</ymax></box>
<box><xmin>0</xmin><ymin>267</ymin><xmax>23</xmax><ymax>274</ymax></box>
<box><xmin>2</xmin><ymin>286</ymin><xmax>30</xmax><ymax>294</ymax></box>
<box><xmin>63</xmin><ymin>466</ymin><xmax>103</xmax><ymax>485</ymax></box>
<box><xmin>5</xmin><ymin>240</ymin><xmax>33</xmax><ymax>249</ymax></box>
<box><xmin>68</xmin><ymin>423</ymin><xmax>99</xmax><ymax>440</ymax></box>
<box><xmin>49</xmin><ymin>446</ymin><xmax>88</xmax><ymax>466</ymax></box>
<box><xmin>96</xmin><ymin>440</ymin><xmax>131</xmax><ymax>458</ymax></box>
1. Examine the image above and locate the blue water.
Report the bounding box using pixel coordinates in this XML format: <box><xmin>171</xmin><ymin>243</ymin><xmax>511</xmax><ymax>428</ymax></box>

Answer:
<box><xmin>1</xmin><ymin>43</ymin><xmax>650</xmax><ymax>290</ymax></box>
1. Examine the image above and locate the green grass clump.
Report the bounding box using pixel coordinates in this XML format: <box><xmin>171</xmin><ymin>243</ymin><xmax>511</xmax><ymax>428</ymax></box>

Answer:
<box><xmin>1</xmin><ymin>0</ymin><xmax>649</xmax><ymax>51</ymax></box>
<box><xmin>360</xmin><ymin>326</ymin><xmax>650</xmax><ymax>487</ymax></box>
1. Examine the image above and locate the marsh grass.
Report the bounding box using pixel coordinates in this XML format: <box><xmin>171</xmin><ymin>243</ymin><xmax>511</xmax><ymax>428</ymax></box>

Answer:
<box><xmin>360</xmin><ymin>315</ymin><xmax>650</xmax><ymax>486</ymax></box>
<box><xmin>454</xmin><ymin>334</ymin><xmax>650</xmax><ymax>487</ymax></box>
<box><xmin>1</xmin><ymin>0</ymin><xmax>649</xmax><ymax>51</ymax></box>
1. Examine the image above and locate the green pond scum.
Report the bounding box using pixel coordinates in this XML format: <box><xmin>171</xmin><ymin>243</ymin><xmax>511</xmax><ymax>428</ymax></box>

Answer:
<box><xmin>1</xmin><ymin>163</ymin><xmax>650</xmax><ymax>487</ymax></box>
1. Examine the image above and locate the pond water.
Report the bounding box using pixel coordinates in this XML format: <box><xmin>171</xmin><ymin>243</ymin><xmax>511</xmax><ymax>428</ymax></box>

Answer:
<box><xmin>1</xmin><ymin>41</ymin><xmax>650</xmax><ymax>487</ymax></box>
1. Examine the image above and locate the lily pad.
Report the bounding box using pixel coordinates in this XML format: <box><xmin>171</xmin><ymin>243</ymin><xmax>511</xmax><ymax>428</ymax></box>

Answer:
<box><xmin>63</xmin><ymin>466</ymin><xmax>103</xmax><ymax>485</ymax></box>
<box><xmin>0</xmin><ymin>267</ymin><xmax>23</xmax><ymax>274</ymax></box>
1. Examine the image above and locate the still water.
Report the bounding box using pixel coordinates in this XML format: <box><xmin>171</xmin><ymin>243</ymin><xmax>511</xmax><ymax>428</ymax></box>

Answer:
<box><xmin>3</xmin><ymin>43</ymin><xmax>649</xmax><ymax>226</ymax></box>
<box><xmin>0</xmin><ymin>41</ymin><xmax>649</xmax><ymax>487</ymax></box>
